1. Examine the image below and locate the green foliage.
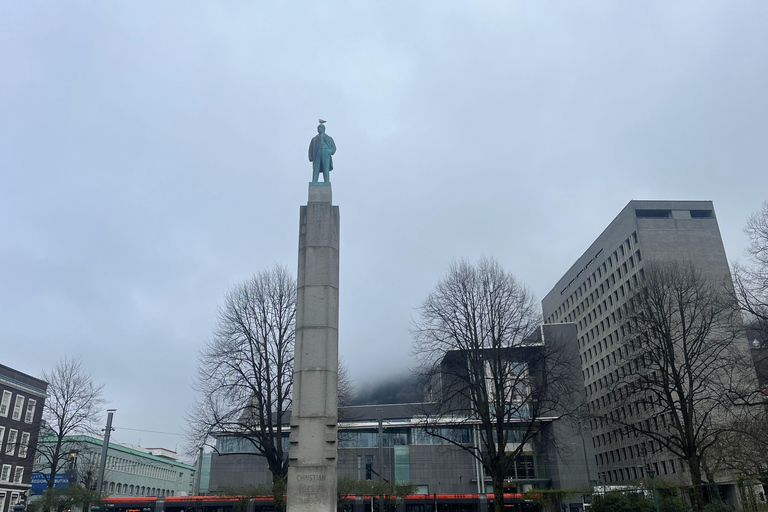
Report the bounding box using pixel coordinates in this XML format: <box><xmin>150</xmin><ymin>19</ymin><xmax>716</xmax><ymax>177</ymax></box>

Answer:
<box><xmin>212</xmin><ymin>483</ymin><xmax>274</xmax><ymax>496</ymax></box>
<box><xmin>31</xmin><ymin>486</ymin><xmax>104</xmax><ymax>512</ymax></box>
<box><xmin>522</xmin><ymin>488</ymin><xmax>584</xmax><ymax>512</ymax></box>
<box><xmin>701</xmin><ymin>502</ymin><xmax>734</xmax><ymax>512</ymax></box>
<box><xmin>590</xmin><ymin>491</ymin><xmax>655</xmax><ymax>512</ymax></box>
<box><xmin>337</xmin><ymin>477</ymin><xmax>417</xmax><ymax>511</ymax></box>
<box><xmin>212</xmin><ymin>483</ymin><xmax>276</xmax><ymax>511</ymax></box>
<box><xmin>658</xmin><ymin>493</ymin><xmax>691</xmax><ymax>512</ymax></box>
<box><xmin>589</xmin><ymin>488</ymin><xmax>692</xmax><ymax>512</ymax></box>
<box><xmin>337</xmin><ymin>477</ymin><xmax>417</xmax><ymax>498</ymax></box>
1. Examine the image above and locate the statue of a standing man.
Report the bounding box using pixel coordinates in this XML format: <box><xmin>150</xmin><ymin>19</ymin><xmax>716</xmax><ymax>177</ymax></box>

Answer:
<box><xmin>308</xmin><ymin>121</ymin><xmax>336</xmax><ymax>183</ymax></box>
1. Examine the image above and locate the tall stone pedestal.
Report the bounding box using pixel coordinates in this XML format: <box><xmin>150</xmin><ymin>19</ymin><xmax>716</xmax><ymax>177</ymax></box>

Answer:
<box><xmin>286</xmin><ymin>184</ymin><xmax>339</xmax><ymax>512</ymax></box>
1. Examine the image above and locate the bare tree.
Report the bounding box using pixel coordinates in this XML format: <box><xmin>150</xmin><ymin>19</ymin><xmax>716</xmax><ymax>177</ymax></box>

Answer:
<box><xmin>733</xmin><ymin>201</ymin><xmax>768</xmax><ymax>388</ymax></box>
<box><xmin>412</xmin><ymin>257</ymin><xmax>580</xmax><ymax>512</ymax></box>
<box><xmin>601</xmin><ymin>262</ymin><xmax>752</xmax><ymax>511</ymax></box>
<box><xmin>705</xmin><ymin>411</ymin><xmax>768</xmax><ymax>491</ymax></box>
<box><xmin>733</xmin><ymin>201</ymin><xmax>768</xmax><ymax>336</ymax></box>
<box><xmin>35</xmin><ymin>357</ymin><xmax>106</xmax><ymax>490</ymax></box>
<box><xmin>187</xmin><ymin>265</ymin><xmax>296</xmax><ymax>512</ymax></box>
<box><xmin>338</xmin><ymin>358</ymin><xmax>354</xmax><ymax>409</ymax></box>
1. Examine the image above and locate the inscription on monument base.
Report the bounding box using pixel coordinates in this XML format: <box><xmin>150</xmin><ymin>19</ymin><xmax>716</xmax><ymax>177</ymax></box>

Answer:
<box><xmin>287</xmin><ymin>466</ymin><xmax>337</xmax><ymax>511</ymax></box>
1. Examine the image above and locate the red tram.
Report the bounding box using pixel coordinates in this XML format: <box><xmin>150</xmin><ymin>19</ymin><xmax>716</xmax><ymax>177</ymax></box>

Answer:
<box><xmin>102</xmin><ymin>493</ymin><xmax>538</xmax><ymax>512</ymax></box>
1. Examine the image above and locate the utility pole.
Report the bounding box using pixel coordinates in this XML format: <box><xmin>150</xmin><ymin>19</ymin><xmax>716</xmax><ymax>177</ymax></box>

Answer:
<box><xmin>377</xmin><ymin>409</ymin><xmax>384</xmax><ymax>512</ymax></box>
<box><xmin>579</xmin><ymin>421</ymin><xmax>592</xmax><ymax>486</ymax></box>
<box><xmin>646</xmin><ymin>466</ymin><xmax>660</xmax><ymax>512</ymax></box>
<box><xmin>96</xmin><ymin>409</ymin><xmax>116</xmax><ymax>495</ymax></box>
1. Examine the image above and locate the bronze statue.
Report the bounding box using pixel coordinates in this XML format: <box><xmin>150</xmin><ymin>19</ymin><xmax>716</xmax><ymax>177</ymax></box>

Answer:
<box><xmin>308</xmin><ymin>120</ymin><xmax>336</xmax><ymax>183</ymax></box>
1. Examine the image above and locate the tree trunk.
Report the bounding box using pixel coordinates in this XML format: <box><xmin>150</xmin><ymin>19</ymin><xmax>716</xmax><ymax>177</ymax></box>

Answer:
<box><xmin>688</xmin><ymin>455</ymin><xmax>706</xmax><ymax>512</ymax></box>
<box><xmin>48</xmin><ymin>439</ymin><xmax>63</xmax><ymax>490</ymax></box>
<box><xmin>491</xmin><ymin>473</ymin><xmax>504</xmax><ymax>512</ymax></box>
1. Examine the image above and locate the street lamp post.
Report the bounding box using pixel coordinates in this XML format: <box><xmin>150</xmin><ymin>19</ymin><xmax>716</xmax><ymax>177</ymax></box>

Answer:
<box><xmin>96</xmin><ymin>409</ymin><xmax>116</xmax><ymax>495</ymax></box>
<box><xmin>646</xmin><ymin>466</ymin><xmax>660</xmax><ymax>512</ymax></box>
<box><xmin>577</xmin><ymin>421</ymin><xmax>593</xmax><ymax>487</ymax></box>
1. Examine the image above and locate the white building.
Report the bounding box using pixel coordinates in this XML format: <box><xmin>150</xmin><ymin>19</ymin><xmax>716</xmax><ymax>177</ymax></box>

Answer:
<box><xmin>33</xmin><ymin>436</ymin><xmax>195</xmax><ymax>498</ymax></box>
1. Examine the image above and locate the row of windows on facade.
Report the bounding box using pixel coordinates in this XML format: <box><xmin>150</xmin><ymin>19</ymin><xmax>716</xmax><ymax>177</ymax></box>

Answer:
<box><xmin>634</xmin><ymin>209</ymin><xmax>713</xmax><ymax>220</ymax></box>
<box><xmin>0</xmin><ymin>464</ymin><xmax>24</xmax><ymax>484</ymax></box>
<box><xmin>553</xmin><ymin>230</ymin><xmax>656</xmax><ymax>471</ymax></box>
<box><xmin>595</xmin><ymin>416</ymin><xmax>677</xmax><ymax>454</ymax></box>
<box><xmin>585</xmin><ymin>361</ymin><xmax>673</xmax><ymax>446</ymax></box>
<box><xmin>576</xmin><ymin>269</ymin><xmax>644</xmax><ymax>375</ymax></box>
<box><xmin>215</xmin><ymin>427</ymin><xmax>532</xmax><ymax>453</ymax></box>
<box><xmin>559</xmin><ymin>282</ymin><xmax>642</xmax><ymax>394</ymax></box>
<box><xmin>589</xmin><ymin>403</ymin><xmax>674</xmax><ymax>445</ymax></box>
<box><xmin>589</xmin><ymin>400</ymin><xmax>671</xmax><ymax>445</ymax></box>
<box><xmin>583</xmin><ymin>336</ymin><xmax>650</xmax><ymax>398</ymax></box>
<box><xmin>598</xmin><ymin>457</ymin><xmax>681</xmax><ymax>485</ymax></box>
<box><xmin>593</xmin><ymin>439</ymin><xmax>672</xmax><ymax>468</ymax></box>
<box><xmin>585</xmin><ymin>358</ymin><xmax>648</xmax><ymax>412</ymax></box>
<box><xmin>99</xmin><ymin>481</ymin><xmax>178</xmax><ymax>497</ymax></box>
<box><xmin>588</xmin><ymin>368</ymin><xmax>668</xmax><ymax>420</ymax></box>
<box><xmin>549</xmin><ymin>232</ymin><xmax>640</xmax><ymax>324</ymax></box>
<box><xmin>578</xmin><ymin>270</ymin><xmax>643</xmax><ymax>364</ymax></box>
<box><xmin>572</xmin><ymin>255</ymin><xmax>642</xmax><ymax>337</ymax></box>
<box><xmin>103</xmin><ymin>455</ymin><xmax>185</xmax><ymax>482</ymax></box>
<box><xmin>346</xmin><ymin>453</ymin><xmax>541</xmax><ymax>483</ymax></box>
<box><xmin>576</xmin><ymin>273</ymin><xmax>638</xmax><ymax>335</ymax></box>
<box><xmin>551</xmin><ymin>234</ymin><xmax>644</xmax><ymax>402</ymax></box>
<box><xmin>576</xmin><ymin>253</ymin><xmax>645</xmax><ymax>415</ymax></box>
<box><xmin>0</xmin><ymin>490</ymin><xmax>24</xmax><ymax>512</ymax></box>
<box><xmin>0</xmin><ymin>392</ymin><xmax>37</xmax><ymax>424</ymax></box>
<box><xmin>0</xmin><ymin>428</ymin><xmax>31</xmax><ymax>458</ymax></box>
<box><xmin>573</xmin><ymin>273</ymin><xmax>642</xmax><ymax>388</ymax></box>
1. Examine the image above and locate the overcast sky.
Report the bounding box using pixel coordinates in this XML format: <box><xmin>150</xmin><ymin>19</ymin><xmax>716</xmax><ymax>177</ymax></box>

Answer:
<box><xmin>2</xmin><ymin>2</ymin><xmax>767</xmax><ymax>458</ymax></box>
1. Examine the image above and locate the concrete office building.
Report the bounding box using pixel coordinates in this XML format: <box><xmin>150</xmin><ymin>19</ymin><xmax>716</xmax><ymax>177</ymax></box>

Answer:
<box><xmin>541</xmin><ymin>200</ymin><xmax>748</xmax><ymax>487</ymax></box>
<box><xmin>0</xmin><ymin>364</ymin><xmax>48</xmax><ymax>512</ymax></box>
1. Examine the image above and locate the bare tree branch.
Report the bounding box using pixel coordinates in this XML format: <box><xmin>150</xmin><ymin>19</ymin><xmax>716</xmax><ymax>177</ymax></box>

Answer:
<box><xmin>186</xmin><ymin>265</ymin><xmax>296</xmax><ymax>512</ymax></box>
<box><xmin>411</xmin><ymin>257</ymin><xmax>579</xmax><ymax>512</ymax></box>
<box><xmin>731</xmin><ymin>201</ymin><xmax>768</xmax><ymax>404</ymax></box>
<box><xmin>596</xmin><ymin>262</ymin><xmax>757</xmax><ymax>511</ymax></box>
<box><xmin>35</xmin><ymin>357</ymin><xmax>106</xmax><ymax>490</ymax></box>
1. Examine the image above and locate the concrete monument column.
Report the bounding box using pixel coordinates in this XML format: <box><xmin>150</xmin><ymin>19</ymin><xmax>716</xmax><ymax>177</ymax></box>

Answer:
<box><xmin>286</xmin><ymin>183</ymin><xmax>339</xmax><ymax>512</ymax></box>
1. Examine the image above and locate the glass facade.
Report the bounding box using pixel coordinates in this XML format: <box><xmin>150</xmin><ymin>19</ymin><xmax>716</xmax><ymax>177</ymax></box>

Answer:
<box><xmin>393</xmin><ymin>446</ymin><xmax>410</xmax><ymax>483</ymax></box>
<box><xmin>217</xmin><ymin>427</ymin><xmax>472</xmax><ymax>453</ymax></box>
<box><xmin>215</xmin><ymin>435</ymin><xmax>290</xmax><ymax>453</ymax></box>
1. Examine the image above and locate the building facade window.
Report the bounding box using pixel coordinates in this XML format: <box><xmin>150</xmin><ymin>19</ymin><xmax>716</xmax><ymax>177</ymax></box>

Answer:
<box><xmin>5</xmin><ymin>430</ymin><xmax>17</xmax><ymax>456</ymax></box>
<box><xmin>11</xmin><ymin>395</ymin><xmax>25</xmax><ymax>421</ymax></box>
<box><xmin>12</xmin><ymin>467</ymin><xmax>23</xmax><ymax>483</ymax></box>
<box><xmin>0</xmin><ymin>464</ymin><xmax>11</xmax><ymax>482</ymax></box>
<box><xmin>365</xmin><ymin>455</ymin><xmax>373</xmax><ymax>480</ymax></box>
<box><xmin>0</xmin><ymin>391</ymin><xmax>11</xmax><ymax>417</ymax></box>
<box><xmin>24</xmin><ymin>399</ymin><xmax>36</xmax><ymax>423</ymax></box>
<box><xmin>18</xmin><ymin>432</ymin><xmax>30</xmax><ymax>458</ymax></box>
